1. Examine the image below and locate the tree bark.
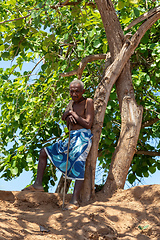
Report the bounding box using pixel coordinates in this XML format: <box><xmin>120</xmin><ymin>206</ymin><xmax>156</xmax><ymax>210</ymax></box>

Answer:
<box><xmin>103</xmin><ymin>97</ymin><xmax>143</xmax><ymax>195</ymax></box>
<box><xmin>95</xmin><ymin>0</ymin><xmax>143</xmax><ymax>196</ymax></box>
<box><xmin>81</xmin><ymin>0</ymin><xmax>160</xmax><ymax>201</ymax></box>
<box><xmin>96</xmin><ymin>0</ymin><xmax>160</xmax><ymax>196</ymax></box>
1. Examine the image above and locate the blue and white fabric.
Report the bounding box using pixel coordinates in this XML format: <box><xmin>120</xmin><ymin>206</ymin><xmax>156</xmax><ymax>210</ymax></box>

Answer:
<box><xmin>44</xmin><ymin>128</ymin><xmax>93</xmax><ymax>180</ymax></box>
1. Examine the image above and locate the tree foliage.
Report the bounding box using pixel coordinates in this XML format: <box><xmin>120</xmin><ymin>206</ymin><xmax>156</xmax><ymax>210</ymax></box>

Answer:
<box><xmin>0</xmin><ymin>0</ymin><xmax>159</xmax><ymax>191</ymax></box>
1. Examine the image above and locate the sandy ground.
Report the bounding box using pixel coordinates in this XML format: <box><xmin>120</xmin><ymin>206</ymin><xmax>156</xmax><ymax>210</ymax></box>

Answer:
<box><xmin>0</xmin><ymin>184</ymin><xmax>160</xmax><ymax>240</ymax></box>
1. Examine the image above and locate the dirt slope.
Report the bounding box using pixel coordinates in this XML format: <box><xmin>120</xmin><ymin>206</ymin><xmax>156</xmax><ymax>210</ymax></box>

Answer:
<box><xmin>1</xmin><ymin>184</ymin><xmax>160</xmax><ymax>240</ymax></box>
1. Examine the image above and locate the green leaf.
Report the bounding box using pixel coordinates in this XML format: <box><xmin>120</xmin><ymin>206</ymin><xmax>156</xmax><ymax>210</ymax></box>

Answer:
<box><xmin>89</xmin><ymin>29</ymin><xmax>95</xmax><ymax>38</ymax></box>
<box><xmin>148</xmin><ymin>166</ymin><xmax>156</xmax><ymax>174</ymax></box>
<box><xmin>77</xmin><ymin>44</ymin><xmax>84</xmax><ymax>51</ymax></box>
<box><xmin>117</xmin><ymin>1</ymin><xmax>125</xmax><ymax>10</ymax></box>
<box><xmin>128</xmin><ymin>173</ymin><xmax>136</xmax><ymax>184</ymax></box>
<box><xmin>105</xmin><ymin>138</ymin><xmax>113</xmax><ymax>145</ymax></box>
<box><xmin>12</xmin><ymin>37</ymin><xmax>20</xmax><ymax>45</ymax></box>
<box><xmin>15</xmin><ymin>114</ymin><xmax>20</xmax><ymax>121</ymax></box>
<box><xmin>1</xmin><ymin>52</ymin><xmax>10</xmax><ymax>59</ymax></box>
<box><xmin>129</xmin><ymin>0</ymin><xmax>139</xmax><ymax>4</ymax></box>
<box><xmin>102</xmin><ymin>44</ymin><xmax>108</xmax><ymax>53</ymax></box>
<box><xmin>133</xmin><ymin>8</ymin><xmax>140</xmax><ymax>17</ymax></box>
<box><xmin>143</xmin><ymin>225</ymin><xmax>149</xmax><ymax>230</ymax></box>
<box><xmin>0</xmin><ymin>45</ymin><xmax>5</xmax><ymax>51</ymax></box>
<box><xmin>18</xmin><ymin>145</ymin><xmax>25</xmax><ymax>151</ymax></box>
<box><xmin>11</xmin><ymin>167</ymin><xmax>18</xmax><ymax>175</ymax></box>
<box><xmin>110</xmin><ymin>92</ymin><xmax>117</xmax><ymax>100</ymax></box>
<box><xmin>143</xmin><ymin>171</ymin><xmax>149</xmax><ymax>177</ymax></box>
<box><xmin>121</xmin><ymin>17</ymin><xmax>131</xmax><ymax>24</ymax></box>
<box><xmin>109</xmin><ymin>133</ymin><xmax>115</xmax><ymax>140</ymax></box>
<box><xmin>93</xmin><ymin>40</ymin><xmax>101</xmax><ymax>48</ymax></box>
<box><xmin>132</xmin><ymin>164</ymin><xmax>137</xmax><ymax>172</ymax></box>
<box><xmin>41</xmin><ymin>64</ymin><xmax>48</xmax><ymax>71</ymax></box>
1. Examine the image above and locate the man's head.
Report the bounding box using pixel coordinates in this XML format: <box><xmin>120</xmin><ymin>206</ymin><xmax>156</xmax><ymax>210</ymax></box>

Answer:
<box><xmin>69</xmin><ymin>79</ymin><xmax>84</xmax><ymax>91</ymax></box>
<box><xmin>69</xmin><ymin>79</ymin><xmax>85</xmax><ymax>102</ymax></box>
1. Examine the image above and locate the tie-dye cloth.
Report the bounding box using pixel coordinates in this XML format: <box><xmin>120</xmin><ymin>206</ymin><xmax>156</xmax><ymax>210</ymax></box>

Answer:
<box><xmin>44</xmin><ymin>128</ymin><xmax>93</xmax><ymax>180</ymax></box>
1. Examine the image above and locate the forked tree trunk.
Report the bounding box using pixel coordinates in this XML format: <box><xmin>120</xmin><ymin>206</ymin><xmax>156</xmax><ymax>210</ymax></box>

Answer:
<box><xmin>95</xmin><ymin>0</ymin><xmax>143</xmax><ymax>195</ymax></box>
<box><xmin>81</xmin><ymin>1</ymin><xmax>160</xmax><ymax>201</ymax></box>
<box><xmin>81</xmin><ymin>0</ymin><xmax>143</xmax><ymax>201</ymax></box>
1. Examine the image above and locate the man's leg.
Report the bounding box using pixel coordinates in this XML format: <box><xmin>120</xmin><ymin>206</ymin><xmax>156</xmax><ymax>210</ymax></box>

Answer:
<box><xmin>33</xmin><ymin>148</ymin><xmax>48</xmax><ymax>189</ymax></box>
<box><xmin>22</xmin><ymin>148</ymin><xmax>47</xmax><ymax>191</ymax></box>
<box><xmin>70</xmin><ymin>180</ymin><xmax>84</xmax><ymax>204</ymax></box>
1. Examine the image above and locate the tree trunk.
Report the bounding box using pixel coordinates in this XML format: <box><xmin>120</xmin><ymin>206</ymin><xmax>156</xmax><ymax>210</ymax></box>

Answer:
<box><xmin>94</xmin><ymin>0</ymin><xmax>144</xmax><ymax>195</ymax></box>
<box><xmin>103</xmin><ymin>97</ymin><xmax>143</xmax><ymax>194</ymax></box>
<box><xmin>82</xmin><ymin>0</ymin><xmax>159</xmax><ymax>201</ymax></box>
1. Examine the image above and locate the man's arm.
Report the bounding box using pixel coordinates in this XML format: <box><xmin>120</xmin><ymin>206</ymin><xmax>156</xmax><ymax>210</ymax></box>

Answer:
<box><xmin>62</xmin><ymin>100</ymin><xmax>77</xmax><ymax>125</ymax></box>
<box><xmin>62</xmin><ymin>110</ymin><xmax>70</xmax><ymax>121</ymax></box>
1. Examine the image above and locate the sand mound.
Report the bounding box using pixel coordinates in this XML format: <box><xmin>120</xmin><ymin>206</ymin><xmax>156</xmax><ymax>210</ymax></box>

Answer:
<box><xmin>1</xmin><ymin>184</ymin><xmax>160</xmax><ymax>239</ymax></box>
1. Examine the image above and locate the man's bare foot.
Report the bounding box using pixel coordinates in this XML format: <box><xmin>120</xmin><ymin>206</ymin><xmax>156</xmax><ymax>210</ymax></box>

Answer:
<box><xmin>63</xmin><ymin>202</ymin><xmax>79</xmax><ymax>210</ymax></box>
<box><xmin>21</xmin><ymin>184</ymin><xmax>44</xmax><ymax>192</ymax></box>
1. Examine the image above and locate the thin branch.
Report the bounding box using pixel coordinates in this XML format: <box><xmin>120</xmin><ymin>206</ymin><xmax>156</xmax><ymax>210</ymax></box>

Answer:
<box><xmin>145</xmin><ymin>107</ymin><xmax>160</xmax><ymax>115</ymax></box>
<box><xmin>124</xmin><ymin>5</ymin><xmax>160</xmax><ymax>31</ymax></box>
<box><xmin>9</xmin><ymin>64</ymin><xmax>18</xmax><ymax>77</ymax></box>
<box><xmin>28</xmin><ymin>56</ymin><xmax>45</xmax><ymax>78</ymax></box>
<box><xmin>0</xmin><ymin>14</ymin><xmax>30</xmax><ymax>24</ymax></box>
<box><xmin>136</xmin><ymin>150</ymin><xmax>160</xmax><ymax>156</ymax></box>
<box><xmin>60</xmin><ymin>53</ymin><xmax>111</xmax><ymax>79</ymax></box>
<box><xmin>50</xmin><ymin>0</ymin><xmax>82</xmax><ymax>8</ymax></box>
<box><xmin>147</xmin><ymin>93</ymin><xmax>160</xmax><ymax>105</ymax></box>
<box><xmin>28</xmin><ymin>32</ymin><xmax>55</xmax><ymax>79</ymax></box>
<box><xmin>142</xmin><ymin>117</ymin><xmax>160</xmax><ymax>128</ymax></box>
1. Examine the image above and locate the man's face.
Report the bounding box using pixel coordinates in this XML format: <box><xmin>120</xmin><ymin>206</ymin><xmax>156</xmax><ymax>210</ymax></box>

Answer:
<box><xmin>69</xmin><ymin>83</ymin><xmax>85</xmax><ymax>102</ymax></box>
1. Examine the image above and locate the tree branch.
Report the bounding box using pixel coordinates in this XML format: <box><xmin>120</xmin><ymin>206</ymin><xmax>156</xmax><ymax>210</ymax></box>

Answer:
<box><xmin>60</xmin><ymin>53</ymin><xmax>111</xmax><ymax>79</ymax></box>
<box><xmin>141</xmin><ymin>117</ymin><xmax>160</xmax><ymax>128</ymax></box>
<box><xmin>0</xmin><ymin>14</ymin><xmax>30</xmax><ymax>24</ymax></box>
<box><xmin>28</xmin><ymin>57</ymin><xmax>45</xmax><ymax>79</ymax></box>
<box><xmin>60</xmin><ymin>8</ymin><xmax>160</xmax><ymax>80</ymax></box>
<box><xmin>50</xmin><ymin>0</ymin><xmax>82</xmax><ymax>8</ymax></box>
<box><xmin>124</xmin><ymin>6</ymin><xmax>160</xmax><ymax>31</ymax></box>
<box><xmin>136</xmin><ymin>150</ymin><xmax>160</xmax><ymax>156</ymax></box>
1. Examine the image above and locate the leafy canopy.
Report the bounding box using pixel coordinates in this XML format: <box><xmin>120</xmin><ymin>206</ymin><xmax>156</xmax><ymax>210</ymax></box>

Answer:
<box><xmin>0</xmin><ymin>0</ymin><xmax>159</xmax><ymax>190</ymax></box>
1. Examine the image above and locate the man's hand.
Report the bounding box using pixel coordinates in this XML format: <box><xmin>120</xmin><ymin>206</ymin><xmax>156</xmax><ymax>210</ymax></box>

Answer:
<box><xmin>66</xmin><ymin>112</ymin><xmax>77</xmax><ymax>125</ymax></box>
<box><xmin>68</xmin><ymin>115</ymin><xmax>77</xmax><ymax>125</ymax></box>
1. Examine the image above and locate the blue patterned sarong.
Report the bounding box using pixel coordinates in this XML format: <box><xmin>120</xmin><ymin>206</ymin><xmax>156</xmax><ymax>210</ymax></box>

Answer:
<box><xmin>44</xmin><ymin>129</ymin><xmax>93</xmax><ymax>180</ymax></box>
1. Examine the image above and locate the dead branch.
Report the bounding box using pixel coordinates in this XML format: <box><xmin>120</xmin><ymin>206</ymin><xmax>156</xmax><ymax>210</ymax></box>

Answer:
<box><xmin>136</xmin><ymin>150</ymin><xmax>160</xmax><ymax>156</ymax></box>
<box><xmin>124</xmin><ymin>5</ymin><xmax>160</xmax><ymax>31</ymax></box>
<box><xmin>142</xmin><ymin>117</ymin><xmax>160</xmax><ymax>128</ymax></box>
<box><xmin>60</xmin><ymin>53</ymin><xmax>111</xmax><ymax>79</ymax></box>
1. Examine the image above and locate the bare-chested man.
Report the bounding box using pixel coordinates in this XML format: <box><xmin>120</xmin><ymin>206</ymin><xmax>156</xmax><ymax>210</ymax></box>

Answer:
<box><xmin>22</xmin><ymin>79</ymin><xmax>94</xmax><ymax>210</ymax></box>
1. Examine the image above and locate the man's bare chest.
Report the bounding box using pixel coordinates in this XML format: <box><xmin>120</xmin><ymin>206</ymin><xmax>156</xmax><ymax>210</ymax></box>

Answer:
<box><xmin>73</xmin><ymin>101</ymin><xmax>86</xmax><ymax>117</ymax></box>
